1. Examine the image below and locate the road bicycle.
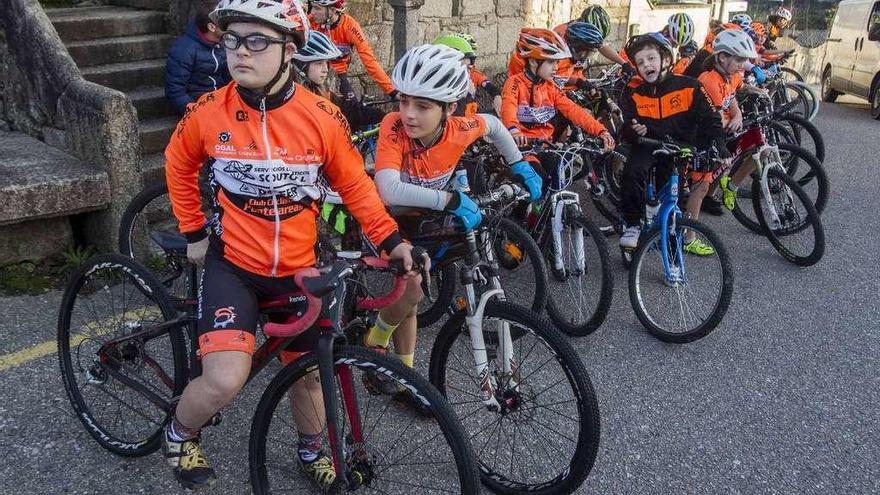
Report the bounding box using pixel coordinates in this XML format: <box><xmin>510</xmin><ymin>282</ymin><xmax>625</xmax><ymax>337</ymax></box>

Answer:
<box><xmin>622</xmin><ymin>138</ymin><xmax>734</xmax><ymax>343</ymax></box>
<box><xmin>57</xmin><ymin>246</ymin><xmax>480</xmax><ymax>494</ymax></box>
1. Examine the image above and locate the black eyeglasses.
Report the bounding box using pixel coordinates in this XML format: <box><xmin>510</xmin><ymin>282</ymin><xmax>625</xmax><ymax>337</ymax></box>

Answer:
<box><xmin>221</xmin><ymin>32</ymin><xmax>287</xmax><ymax>52</ymax></box>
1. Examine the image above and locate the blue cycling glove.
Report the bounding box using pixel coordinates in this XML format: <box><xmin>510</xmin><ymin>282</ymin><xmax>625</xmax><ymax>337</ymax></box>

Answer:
<box><xmin>511</xmin><ymin>160</ymin><xmax>543</xmax><ymax>202</ymax></box>
<box><xmin>751</xmin><ymin>66</ymin><xmax>767</xmax><ymax>85</ymax></box>
<box><xmin>445</xmin><ymin>190</ymin><xmax>482</xmax><ymax>231</ymax></box>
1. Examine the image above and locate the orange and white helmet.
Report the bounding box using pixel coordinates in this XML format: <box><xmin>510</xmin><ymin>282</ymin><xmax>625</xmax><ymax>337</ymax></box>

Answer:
<box><xmin>212</xmin><ymin>0</ymin><xmax>309</xmax><ymax>40</ymax></box>
<box><xmin>517</xmin><ymin>28</ymin><xmax>571</xmax><ymax>60</ymax></box>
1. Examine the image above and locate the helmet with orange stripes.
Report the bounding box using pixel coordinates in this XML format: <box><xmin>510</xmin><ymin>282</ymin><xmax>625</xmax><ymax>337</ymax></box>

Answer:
<box><xmin>517</xmin><ymin>28</ymin><xmax>571</xmax><ymax>60</ymax></box>
<box><xmin>212</xmin><ymin>0</ymin><xmax>309</xmax><ymax>42</ymax></box>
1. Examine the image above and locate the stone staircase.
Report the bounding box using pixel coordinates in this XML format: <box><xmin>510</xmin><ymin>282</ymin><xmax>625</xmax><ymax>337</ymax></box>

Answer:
<box><xmin>47</xmin><ymin>3</ymin><xmax>175</xmax><ymax>184</ymax></box>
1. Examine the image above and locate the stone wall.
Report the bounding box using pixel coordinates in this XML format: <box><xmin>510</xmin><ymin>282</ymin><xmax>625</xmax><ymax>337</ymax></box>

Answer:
<box><xmin>0</xmin><ymin>0</ymin><xmax>143</xmax><ymax>253</ymax></box>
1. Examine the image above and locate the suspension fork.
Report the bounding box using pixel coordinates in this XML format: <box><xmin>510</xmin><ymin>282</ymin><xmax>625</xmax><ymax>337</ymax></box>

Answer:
<box><xmin>549</xmin><ymin>191</ymin><xmax>585</xmax><ymax>273</ymax></box>
<box><xmin>756</xmin><ymin>145</ymin><xmax>786</xmax><ymax>229</ymax></box>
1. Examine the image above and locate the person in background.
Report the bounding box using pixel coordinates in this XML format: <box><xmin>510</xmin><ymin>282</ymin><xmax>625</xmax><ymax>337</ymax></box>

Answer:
<box><xmin>673</xmin><ymin>39</ymin><xmax>699</xmax><ymax>75</ymax></box>
<box><xmin>766</xmin><ymin>6</ymin><xmax>792</xmax><ymax>50</ymax></box>
<box><xmin>308</xmin><ymin>0</ymin><xmax>396</xmax><ymax>100</ymax></box>
<box><xmin>165</xmin><ymin>0</ymin><xmax>231</xmax><ymax>116</ymax></box>
<box><xmin>433</xmin><ymin>33</ymin><xmax>503</xmax><ymax>116</ymax></box>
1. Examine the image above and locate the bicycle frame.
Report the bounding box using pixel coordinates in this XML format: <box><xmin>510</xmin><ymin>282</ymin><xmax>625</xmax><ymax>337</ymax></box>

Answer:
<box><xmin>731</xmin><ymin>125</ymin><xmax>790</xmax><ymax>230</ymax></box>
<box><xmin>644</xmin><ymin>165</ymin><xmax>687</xmax><ymax>286</ymax></box>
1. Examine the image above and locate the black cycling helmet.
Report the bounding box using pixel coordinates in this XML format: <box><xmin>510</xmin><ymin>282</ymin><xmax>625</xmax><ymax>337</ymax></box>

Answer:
<box><xmin>678</xmin><ymin>39</ymin><xmax>699</xmax><ymax>57</ymax></box>
<box><xmin>624</xmin><ymin>32</ymin><xmax>675</xmax><ymax>63</ymax></box>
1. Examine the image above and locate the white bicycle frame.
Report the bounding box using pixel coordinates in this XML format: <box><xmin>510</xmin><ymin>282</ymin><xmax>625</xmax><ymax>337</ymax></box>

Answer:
<box><xmin>753</xmin><ymin>143</ymin><xmax>791</xmax><ymax>230</ymax></box>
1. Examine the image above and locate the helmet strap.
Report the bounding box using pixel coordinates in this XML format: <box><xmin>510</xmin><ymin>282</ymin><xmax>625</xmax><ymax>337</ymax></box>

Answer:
<box><xmin>262</xmin><ymin>45</ymin><xmax>292</xmax><ymax>96</ymax></box>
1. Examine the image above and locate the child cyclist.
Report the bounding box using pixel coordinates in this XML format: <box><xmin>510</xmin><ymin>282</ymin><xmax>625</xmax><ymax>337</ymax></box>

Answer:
<box><xmin>508</xmin><ymin>21</ymin><xmax>608</xmax><ymax>91</ymax></box>
<box><xmin>501</xmin><ymin>28</ymin><xmax>615</xmax><ymax>150</ymax></box>
<box><xmin>364</xmin><ymin>44</ymin><xmax>543</xmax><ymax>412</ymax></box>
<box><xmin>292</xmin><ymin>29</ymin><xmax>384</xmax><ymax>130</ymax></box>
<box><xmin>162</xmin><ymin>0</ymin><xmax>416</xmax><ymax>489</ymax></box>
<box><xmin>697</xmin><ymin>29</ymin><xmax>762</xmax><ymax>211</ymax></box>
<box><xmin>308</xmin><ymin>0</ymin><xmax>396</xmax><ymax>99</ymax></box>
<box><xmin>433</xmin><ymin>33</ymin><xmax>503</xmax><ymax>116</ymax></box>
<box><xmin>617</xmin><ymin>33</ymin><xmax>730</xmax><ymax>255</ymax></box>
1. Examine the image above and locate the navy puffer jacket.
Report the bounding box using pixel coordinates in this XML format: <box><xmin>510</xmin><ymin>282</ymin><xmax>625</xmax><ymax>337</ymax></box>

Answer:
<box><xmin>165</xmin><ymin>19</ymin><xmax>231</xmax><ymax>115</ymax></box>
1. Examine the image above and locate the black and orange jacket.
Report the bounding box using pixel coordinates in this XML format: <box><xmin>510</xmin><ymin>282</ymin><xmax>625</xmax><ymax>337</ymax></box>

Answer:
<box><xmin>618</xmin><ymin>74</ymin><xmax>726</xmax><ymax>151</ymax></box>
<box><xmin>165</xmin><ymin>78</ymin><xmax>401</xmax><ymax>277</ymax></box>
<box><xmin>501</xmin><ymin>71</ymin><xmax>606</xmax><ymax>140</ymax></box>
<box><xmin>310</xmin><ymin>14</ymin><xmax>394</xmax><ymax>94</ymax></box>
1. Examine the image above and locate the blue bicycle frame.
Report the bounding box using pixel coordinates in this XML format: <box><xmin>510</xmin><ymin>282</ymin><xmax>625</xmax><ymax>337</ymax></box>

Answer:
<box><xmin>644</xmin><ymin>168</ymin><xmax>687</xmax><ymax>285</ymax></box>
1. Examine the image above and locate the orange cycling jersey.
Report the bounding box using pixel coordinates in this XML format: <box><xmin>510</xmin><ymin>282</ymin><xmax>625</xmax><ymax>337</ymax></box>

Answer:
<box><xmin>698</xmin><ymin>69</ymin><xmax>743</xmax><ymax>122</ymax></box>
<box><xmin>672</xmin><ymin>56</ymin><xmax>692</xmax><ymax>75</ymax></box>
<box><xmin>165</xmin><ymin>81</ymin><xmax>401</xmax><ymax>277</ymax></box>
<box><xmin>310</xmin><ymin>14</ymin><xmax>394</xmax><ymax>94</ymax></box>
<box><xmin>470</xmin><ymin>66</ymin><xmax>489</xmax><ymax>88</ymax></box>
<box><xmin>500</xmin><ymin>71</ymin><xmax>606</xmax><ymax>140</ymax></box>
<box><xmin>375</xmin><ymin>112</ymin><xmax>487</xmax><ymax>189</ymax></box>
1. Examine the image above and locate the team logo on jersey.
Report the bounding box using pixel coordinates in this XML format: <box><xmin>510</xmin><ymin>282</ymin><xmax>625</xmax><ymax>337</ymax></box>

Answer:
<box><xmin>223</xmin><ymin>161</ymin><xmax>256</xmax><ymax>181</ymax></box>
<box><xmin>218</xmin><ymin>131</ymin><xmax>232</xmax><ymax>143</ymax></box>
<box><xmin>213</xmin><ymin>306</ymin><xmax>237</xmax><ymax>329</ymax></box>
<box><xmin>316</xmin><ymin>100</ymin><xmax>335</xmax><ymax>116</ymax></box>
<box><xmin>236</xmin><ymin>110</ymin><xmax>248</xmax><ymax>122</ymax></box>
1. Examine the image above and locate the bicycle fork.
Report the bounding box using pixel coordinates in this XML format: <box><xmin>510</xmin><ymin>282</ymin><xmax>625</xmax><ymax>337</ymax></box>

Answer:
<box><xmin>462</xmin><ymin>231</ymin><xmax>517</xmax><ymax>412</ymax></box>
<box><xmin>755</xmin><ymin>145</ymin><xmax>788</xmax><ymax>230</ymax></box>
<box><xmin>549</xmin><ymin>192</ymin><xmax>585</xmax><ymax>274</ymax></box>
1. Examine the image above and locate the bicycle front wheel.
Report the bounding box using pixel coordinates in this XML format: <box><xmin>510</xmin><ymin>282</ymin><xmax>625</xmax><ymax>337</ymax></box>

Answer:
<box><xmin>250</xmin><ymin>345</ymin><xmax>480</xmax><ymax>494</ymax></box>
<box><xmin>544</xmin><ymin>215</ymin><xmax>614</xmax><ymax>336</ymax></box>
<box><xmin>778</xmin><ymin>142</ymin><xmax>829</xmax><ymax>214</ymax></box>
<box><xmin>429</xmin><ymin>301</ymin><xmax>601</xmax><ymax>494</ymax></box>
<box><xmin>629</xmin><ymin>218</ymin><xmax>734</xmax><ymax>343</ymax></box>
<box><xmin>752</xmin><ymin>168</ymin><xmax>826</xmax><ymax>266</ymax></box>
<box><xmin>58</xmin><ymin>254</ymin><xmax>187</xmax><ymax>457</ymax></box>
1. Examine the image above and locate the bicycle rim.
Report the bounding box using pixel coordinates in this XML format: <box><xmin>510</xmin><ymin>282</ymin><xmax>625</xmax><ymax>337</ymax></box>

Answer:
<box><xmin>752</xmin><ymin>168</ymin><xmax>825</xmax><ymax>266</ymax></box>
<box><xmin>250</xmin><ymin>346</ymin><xmax>479</xmax><ymax>494</ymax></box>
<box><xmin>629</xmin><ymin>219</ymin><xmax>733</xmax><ymax>343</ymax></box>
<box><xmin>429</xmin><ymin>301</ymin><xmax>600</xmax><ymax>494</ymax></box>
<box><xmin>545</xmin><ymin>216</ymin><xmax>613</xmax><ymax>336</ymax></box>
<box><xmin>57</xmin><ymin>254</ymin><xmax>186</xmax><ymax>456</ymax></box>
<box><xmin>777</xmin><ymin>142</ymin><xmax>829</xmax><ymax>214</ymax></box>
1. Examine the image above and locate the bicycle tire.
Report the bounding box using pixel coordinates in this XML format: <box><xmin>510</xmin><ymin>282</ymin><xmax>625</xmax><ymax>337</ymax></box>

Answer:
<box><xmin>777</xmin><ymin>113</ymin><xmax>826</xmax><ymax>163</ymax></box>
<box><xmin>544</xmin><ymin>215</ymin><xmax>614</xmax><ymax>336</ymax></box>
<box><xmin>771</xmin><ymin>83</ymin><xmax>810</xmax><ymax>120</ymax></box>
<box><xmin>118</xmin><ymin>181</ymin><xmax>170</xmax><ymax>258</ymax></box>
<box><xmin>789</xmin><ymin>81</ymin><xmax>820</xmax><ymax>121</ymax></box>
<box><xmin>752</xmin><ymin>168</ymin><xmax>825</xmax><ymax>266</ymax></box>
<box><xmin>779</xmin><ymin>66</ymin><xmax>804</xmax><ymax>82</ymax></box>
<box><xmin>250</xmin><ymin>345</ymin><xmax>480</xmax><ymax>494</ymax></box>
<box><xmin>429</xmin><ymin>301</ymin><xmax>601</xmax><ymax>494</ymax></box>
<box><xmin>58</xmin><ymin>253</ymin><xmax>187</xmax><ymax>457</ymax></box>
<box><xmin>628</xmin><ymin>218</ymin><xmax>734</xmax><ymax>343</ymax></box>
<box><xmin>777</xmin><ymin>142</ymin><xmax>829</xmax><ymax>214</ymax></box>
<box><xmin>416</xmin><ymin>261</ymin><xmax>457</xmax><ymax>328</ymax></box>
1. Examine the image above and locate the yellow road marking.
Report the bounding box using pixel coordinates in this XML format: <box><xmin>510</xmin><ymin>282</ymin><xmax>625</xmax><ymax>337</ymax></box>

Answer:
<box><xmin>0</xmin><ymin>306</ymin><xmax>162</xmax><ymax>372</ymax></box>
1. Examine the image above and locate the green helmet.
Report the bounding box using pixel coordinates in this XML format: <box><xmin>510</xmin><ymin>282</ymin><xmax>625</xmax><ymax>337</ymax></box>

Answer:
<box><xmin>454</xmin><ymin>32</ymin><xmax>477</xmax><ymax>52</ymax></box>
<box><xmin>580</xmin><ymin>5</ymin><xmax>611</xmax><ymax>38</ymax></box>
<box><xmin>433</xmin><ymin>34</ymin><xmax>475</xmax><ymax>58</ymax></box>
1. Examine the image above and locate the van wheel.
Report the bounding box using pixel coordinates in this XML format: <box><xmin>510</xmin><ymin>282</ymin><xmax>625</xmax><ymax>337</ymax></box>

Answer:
<box><xmin>820</xmin><ymin>68</ymin><xmax>839</xmax><ymax>103</ymax></box>
<box><xmin>872</xmin><ymin>82</ymin><xmax>880</xmax><ymax>120</ymax></box>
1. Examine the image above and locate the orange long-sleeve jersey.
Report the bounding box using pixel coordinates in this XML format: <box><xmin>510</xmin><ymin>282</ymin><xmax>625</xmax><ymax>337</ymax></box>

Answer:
<box><xmin>310</xmin><ymin>14</ymin><xmax>394</xmax><ymax>94</ymax></box>
<box><xmin>500</xmin><ymin>71</ymin><xmax>606</xmax><ymax>140</ymax></box>
<box><xmin>165</xmin><ymin>81</ymin><xmax>401</xmax><ymax>277</ymax></box>
<box><xmin>698</xmin><ymin>69</ymin><xmax>743</xmax><ymax>123</ymax></box>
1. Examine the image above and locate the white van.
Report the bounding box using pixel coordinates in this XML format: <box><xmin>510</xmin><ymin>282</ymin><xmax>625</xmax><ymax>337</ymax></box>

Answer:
<box><xmin>821</xmin><ymin>0</ymin><xmax>880</xmax><ymax>118</ymax></box>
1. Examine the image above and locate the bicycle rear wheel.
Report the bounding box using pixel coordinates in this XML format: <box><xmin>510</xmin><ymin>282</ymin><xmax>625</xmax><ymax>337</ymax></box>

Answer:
<box><xmin>777</xmin><ymin>142</ymin><xmax>829</xmax><ymax>214</ymax></box>
<box><xmin>58</xmin><ymin>254</ymin><xmax>187</xmax><ymax>456</ymax></box>
<box><xmin>628</xmin><ymin>218</ymin><xmax>734</xmax><ymax>343</ymax></box>
<box><xmin>250</xmin><ymin>345</ymin><xmax>480</xmax><ymax>494</ymax></box>
<box><xmin>118</xmin><ymin>181</ymin><xmax>211</xmax><ymax>303</ymax></box>
<box><xmin>776</xmin><ymin>113</ymin><xmax>825</xmax><ymax>163</ymax></box>
<box><xmin>544</xmin><ymin>215</ymin><xmax>614</xmax><ymax>336</ymax></box>
<box><xmin>752</xmin><ymin>168</ymin><xmax>826</xmax><ymax>266</ymax></box>
<box><xmin>429</xmin><ymin>301</ymin><xmax>601</xmax><ymax>494</ymax></box>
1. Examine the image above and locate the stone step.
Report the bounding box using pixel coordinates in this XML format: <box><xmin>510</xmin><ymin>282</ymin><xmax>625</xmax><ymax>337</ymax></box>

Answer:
<box><xmin>81</xmin><ymin>58</ymin><xmax>166</xmax><ymax>92</ymax></box>
<box><xmin>0</xmin><ymin>131</ymin><xmax>110</xmax><ymax>225</ymax></box>
<box><xmin>47</xmin><ymin>6</ymin><xmax>167</xmax><ymax>42</ymax></box>
<box><xmin>128</xmin><ymin>87</ymin><xmax>175</xmax><ymax>121</ymax></box>
<box><xmin>66</xmin><ymin>34</ymin><xmax>173</xmax><ymax>68</ymax></box>
<box><xmin>139</xmin><ymin>116</ymin><xmax>178</xmax><ymax>155</ymax></box>
<box><xmin>108</xmin><ymin>0</ymin><xmax>170</xmax><ymax>10</ymax></box>
<box><xmin>141</xmin><ymin>153</ymin><xmax>167</xmax><ymax>184</ymax></box>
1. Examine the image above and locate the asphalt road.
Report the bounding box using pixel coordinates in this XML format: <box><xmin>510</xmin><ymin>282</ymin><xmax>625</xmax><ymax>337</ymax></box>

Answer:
<box><xmin>1</xmin><ymin>97</ymin><xmax>878</xmax><ymax>494</ymax></box>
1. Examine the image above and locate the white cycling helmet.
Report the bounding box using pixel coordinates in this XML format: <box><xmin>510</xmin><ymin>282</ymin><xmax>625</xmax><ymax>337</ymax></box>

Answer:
<box><xmin>293</xmin><ymin>30</ymin><xmax>342</xmax><ymax>62</ymax></box>
<box><xmin>392</xmin><ymin>44</ymin><xmax>470</xmax><ymax>103</ymax></box>
<box><xmin>212</xmin><ymin>0</ymin><xmax>309</xmax><ymax>39</ymax></box>
<box><xmin>713</xmin><ymin>28</ymin><xmax>758</xmax><ymax>58</ymax></box>
<box><xmin>667</xmin><ymin>13</ymin><xmax>695</xmax><ymax>46</ymax></box>
<box><xmin>773</xmin><ymin>6</ymin><xmax>792</xmax><ymax>22</ymax></box>
<box><xmin>730</xmin><ymin>13</ymin><xmax>752</xmax><ymax>28</ymax></box>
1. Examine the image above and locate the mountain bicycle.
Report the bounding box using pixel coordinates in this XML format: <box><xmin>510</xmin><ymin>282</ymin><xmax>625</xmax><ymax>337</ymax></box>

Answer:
<box><xmin>623</xmin><ymin>138</ymin><xmax>734</xmax><ymax>343</ymax></box>
<box><xmin>57</xmin><ymin>247</ymin><xmax>480</xmax><ymax>494</ymax></box>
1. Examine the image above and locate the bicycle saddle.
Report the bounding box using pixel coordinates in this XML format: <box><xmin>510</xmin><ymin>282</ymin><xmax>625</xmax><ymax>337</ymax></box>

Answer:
<box><xmin>150</xmin><ymin>231</ymin><xmax>187</xmax><ymax>255</ymax></box>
